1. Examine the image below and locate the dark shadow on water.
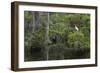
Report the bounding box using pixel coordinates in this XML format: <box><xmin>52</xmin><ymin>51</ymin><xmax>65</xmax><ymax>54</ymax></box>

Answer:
<box><xmin>24</xmin><ymin>47</ymin><xmax>90</xmax><ymax>62</ymax></box>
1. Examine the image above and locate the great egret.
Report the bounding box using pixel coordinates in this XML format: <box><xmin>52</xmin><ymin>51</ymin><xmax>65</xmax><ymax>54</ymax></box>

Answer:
<box><xmin>75</xmin><ymin>25</ymin><xmax>79</xmax><ymax>31</ymax></box>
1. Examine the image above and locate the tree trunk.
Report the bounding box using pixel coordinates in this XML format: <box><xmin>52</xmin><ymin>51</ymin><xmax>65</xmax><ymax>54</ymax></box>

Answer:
<box><xmin>34</xmin><ymin>12</ymin><xmax>40</xmax><ymax>31</ymax></box>
<box><xmin>44</xmin><ymin>12</ymin><xmax>49</xmax><ymax>60</ymax></box>
<box><xmin>31</xmin><ymin>11</ymin><xmax>40</xmax><ymax>32</ymax></box>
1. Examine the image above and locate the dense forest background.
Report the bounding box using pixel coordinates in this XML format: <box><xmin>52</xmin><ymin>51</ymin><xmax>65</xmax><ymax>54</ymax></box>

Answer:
<box><xmin>24</xmin><ymin>11</ymin><xmax>90</xmax><ymax>61</ymax></box>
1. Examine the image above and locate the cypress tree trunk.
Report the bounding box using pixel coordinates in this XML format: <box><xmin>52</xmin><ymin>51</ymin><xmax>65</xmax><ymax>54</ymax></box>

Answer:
<box><xmin>34</xmin><ymin>12</ymin><xmax>40</xmax><ymax>31</ymax></box>
<box><xmin>44</xmin><ymin>12</ymin><xmax>49</xmax><ymax>60</ymax></box>
<box><xmin>31</xmin><ymin>12</ymin><xmax>40</xmax><ymax>32</ymax></box>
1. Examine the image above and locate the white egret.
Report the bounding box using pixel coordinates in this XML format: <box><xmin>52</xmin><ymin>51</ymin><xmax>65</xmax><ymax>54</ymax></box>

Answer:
<box><xmin>75</xmin><ymin>25</ymin><xmax>79</xmax><ymax>31</ymax></box>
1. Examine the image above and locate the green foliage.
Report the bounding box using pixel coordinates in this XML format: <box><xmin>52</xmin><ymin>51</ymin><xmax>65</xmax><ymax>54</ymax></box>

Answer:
<box><xmin>24</xmin><ymin>11</ymin><xmax>32</xmax><ymax>23</ymax></box>
<box><xmin>67</xmin><ymin>31</ymin><xmax>89</xmax><ymax>48</ymax></box>
<box><xmin>25</xmin><ymin>25</ymin><xmax>45</xmax><ymax>49</ymax></box>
